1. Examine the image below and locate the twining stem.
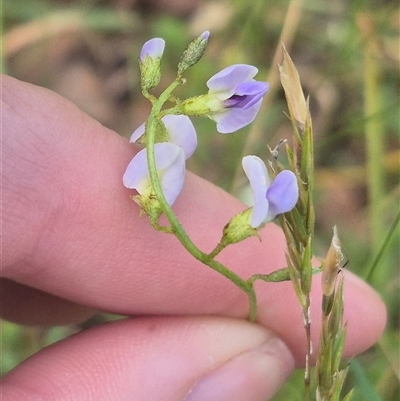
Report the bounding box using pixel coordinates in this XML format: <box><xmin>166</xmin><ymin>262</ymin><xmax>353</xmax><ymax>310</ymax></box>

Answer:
<box><xmin>145</xmin><ymin>78</ymin><xmax>258</xmax><ymax>322</ymax></box>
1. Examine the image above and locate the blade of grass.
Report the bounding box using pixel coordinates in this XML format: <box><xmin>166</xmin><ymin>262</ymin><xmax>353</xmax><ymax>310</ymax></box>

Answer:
<box><xmin>349</xmin><ymin>358</ymin><xmax>383</xmax><ymax>401</ymax></box>
<box><xmin>357</xmin><ymin>13</ymin><xmax>387</xmax><ymax>288</ymax></box>
<box><xmin>364</xmin><ymin>208</ymin><xmax>400</xmax><ymax>282</ymax></box>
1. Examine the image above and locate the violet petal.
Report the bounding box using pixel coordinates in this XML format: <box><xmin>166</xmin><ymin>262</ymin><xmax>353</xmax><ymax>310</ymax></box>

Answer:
<box><xmin>232</xmin><ymin>81</ymin><xmax>269</xmax><ymax>109</ymax></box>
<box><xmin>207</xmin><ymin>64</ymin><xmax>258</xmax><ymax>96</ymax></box>
<box><xmin>212</xmin><ymin>99</ymin><xmax>263</xmax><ymax>133</ymax></box>
<box><xmin>140</xmin><ymin>38</ymin><xmax>165</xmax><ymax>61</ymax></box>
<box><xmin>265</xmin><ymin>170</ymin><xmax>299</xmax><ymax>220</ymax></box>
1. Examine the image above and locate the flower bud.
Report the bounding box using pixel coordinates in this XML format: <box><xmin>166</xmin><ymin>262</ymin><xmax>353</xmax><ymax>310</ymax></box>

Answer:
<box><xmin>177</xmin><ymin>31</ymin><xmax>210</xmax><ymax>75</ymax></box>
<box><xmin>139</xmin><ymin>38</ymin><xmax>165</xmax><ymax>92</ymax></box>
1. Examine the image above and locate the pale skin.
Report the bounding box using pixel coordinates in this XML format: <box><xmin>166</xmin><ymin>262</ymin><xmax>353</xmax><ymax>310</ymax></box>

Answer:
<box><xmin>1</xmin><ymin>74</ymin><xmax>386</xmax><ymax>401</ymax></box>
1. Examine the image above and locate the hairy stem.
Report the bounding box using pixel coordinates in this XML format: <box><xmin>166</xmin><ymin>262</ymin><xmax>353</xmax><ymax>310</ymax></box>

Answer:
<box><xmin>145</xmin><ymin>79</ymin><xmax>258</xmax><ymax>321</ymax></box>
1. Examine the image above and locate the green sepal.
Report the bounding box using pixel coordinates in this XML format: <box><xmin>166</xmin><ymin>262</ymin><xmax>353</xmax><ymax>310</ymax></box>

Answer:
<box><xmin>139</xmin><ymin>55</ymin><xmax>162</xmax><ymax>92</ymax></box>
<box><xmin>133</xmin><ymin>118</ymin><xmax>170</xmax><ymax>146</ymax></box>
<box><xmin>220</xmin><ymin>208</ymin><xmax>259</xmax><ymax>246</ymax></box>
<box><xmin>207</xmin><ymin>208</ymin><xmax>258</xmax><ymax>259</ymax></box>
<box><xmin>179</xmin><ymin>94</ymin><xmax>213</xmax><ymax>117</ymax></box>
<box><xmin>131</xmin><ymin>194</ymin><xmax>171</xmax><ymax>233</ymax></box>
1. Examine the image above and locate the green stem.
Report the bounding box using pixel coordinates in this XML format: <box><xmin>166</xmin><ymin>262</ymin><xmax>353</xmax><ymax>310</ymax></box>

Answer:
<box><xmin>145</xmin><ymin>79</ymin><xmax>258</xmax><ymax>321</ymax></box>
<box><xmin>207</xmin><ymin>242</ymin><xmax>226</xmax><ymax>259</ymax></box>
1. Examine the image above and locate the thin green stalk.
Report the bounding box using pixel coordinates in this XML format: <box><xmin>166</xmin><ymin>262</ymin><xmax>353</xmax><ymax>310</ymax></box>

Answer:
<box><xmin>145</xmin><ymin>80</ymin><xmax>258</xmax><ymax>321</ymax></box>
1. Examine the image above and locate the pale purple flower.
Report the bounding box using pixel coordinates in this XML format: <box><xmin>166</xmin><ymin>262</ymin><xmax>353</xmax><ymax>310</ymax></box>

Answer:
<box><xmin>130</xmin><ymin>115</ymin><xmax>197</xmax><ymax>159</ymax></box>
<box><xmin>140</xmin><ymin>38</ymin><xmax>165</xmax><ymax>61</ymax></box>
<box><xmin>206</xmin><ymin>64</ymin><xmax>269</xmax><ymax>133</ymax></box>
<box><xmin>242</xmin><ymin>155</ymin><xmax>299</xmax><ymax>228</ymax></box>
<box><xmin>123</xmin><ymin>142</ymin><xmax>185</xmax><ymax>206</ymax></box>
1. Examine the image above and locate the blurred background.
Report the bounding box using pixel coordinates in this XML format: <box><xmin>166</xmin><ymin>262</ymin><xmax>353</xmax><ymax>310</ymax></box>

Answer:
<box><xmin>2</xmin><ymin>0</ymin><xmax>399</xmax><ymax>399</ymax></box>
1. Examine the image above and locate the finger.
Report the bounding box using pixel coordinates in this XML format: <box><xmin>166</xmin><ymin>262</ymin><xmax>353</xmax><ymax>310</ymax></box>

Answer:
<box><xmin>1</xmin><ymin>316</ymin><xmax>294</xmax><ymax>401</ymax></box>
<box><xmin>2</xmin><ymin>75</ymin><xmax>386</xmax><ymax>364</ymax></box>
<box><xmin>0</xmin><ymin>278</ymin><xmax>97</xmax><ymax>325</ymax></box>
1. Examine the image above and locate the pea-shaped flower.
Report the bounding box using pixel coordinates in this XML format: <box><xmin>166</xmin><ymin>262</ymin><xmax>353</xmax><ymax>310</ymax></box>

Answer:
<box><xmin>206</xmin><ymin>64</ymin><xmax>269</xmax><ymax>133</ymax></box>
<box><xmin>130</xmin><ymin>115</ymin><xmax>197</xmax><ymax>160</ymax></box>
<box><xmin>180</xmin><ymin>64</ymin><xmax>268</xmax><ymax>133</ymax></box>
<box><xmin>242</xmin><ymin>155</ymin><xmax>299</xmax><ymax>228</ymax></box>
<box><xmin>123</xmin><ymin>142</ymin><xmax>185</xmax><ymax>206</ymax></box>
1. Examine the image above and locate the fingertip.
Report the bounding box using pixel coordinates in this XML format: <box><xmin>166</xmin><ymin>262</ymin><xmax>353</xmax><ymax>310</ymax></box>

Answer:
<box><xmin>184</xmin><ymin>336</ymin><xmax>294</xmax><ymax>401</ymax></box>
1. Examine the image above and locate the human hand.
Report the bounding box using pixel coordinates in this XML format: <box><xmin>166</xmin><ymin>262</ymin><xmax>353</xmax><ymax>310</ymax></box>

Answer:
<box><xmin>1</xmin><ymin>75</ymin><xmax>386</xmax><ymax>401</ymax></box>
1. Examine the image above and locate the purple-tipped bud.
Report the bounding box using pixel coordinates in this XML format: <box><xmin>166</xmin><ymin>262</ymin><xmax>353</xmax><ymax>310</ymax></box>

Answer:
<box><xmin>177</xmin><ymin>31</ymin><xmax>210</xmax><ymax>75</ymax></box>
<box><xmin>139</xmin><ymin>38</ymin><xmax>166</xmax><ymax>91</ymax></box>
<box><xmin>200</xmin><ymin>31</ymin><xmax>210</xmax><ymax>41</ymax></box>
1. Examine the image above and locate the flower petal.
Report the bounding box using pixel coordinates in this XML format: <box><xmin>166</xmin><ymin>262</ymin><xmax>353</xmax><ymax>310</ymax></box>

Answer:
<box><xmin>206</xmin><ymin>64</ymin><xmax>258</xmax><ymax>96</ymax></box>
<box><xmin>130</xmin><ymin>122</ymin><xmax>146</xmax><ymax>143</ymax></box>
<box><xmin>212</xmin><ymin>99</ymin><xmax>263</xmax><ymax>133</ymax></box>
<box><xmin>123</xmin><ymin>143</ymin><xmax>185</xmax><ymax>206</ymax></box>
<box><xmin>123</xmin><ymin>147</ymin><xmax>150</xmax><ymax>192</ymax></box>
<box><xmin>232</xmin><ymin>81</ymin><xmax>269</xmax><ymax>109</ymax></box>
<box><xmin>162</xmin><ymin>115</ymin><xmax>197</xmax><ymax>159</ymax></box>
<box><xmin>140</xmin><ymin>38</ymin><xmax>165</xmax><ymax>61</ymax></box>
<box><xmin>265</xmin><ymin>170</ymin><xmax>299</xmax><ymax>220</ymax></box>
<box><xmin>242</xmin><ymin>155</ymin><xmax>271</xmax><ymax>228</ymax></box>
<box><xmin>157</xmin><ymin>144</ymin><xmax>186</xmax><ymax>206</ymax></box>
<box><xmin>130</xmin><ymin>116</ymin><xmax>197</xmax><ymax>159</ymax></box>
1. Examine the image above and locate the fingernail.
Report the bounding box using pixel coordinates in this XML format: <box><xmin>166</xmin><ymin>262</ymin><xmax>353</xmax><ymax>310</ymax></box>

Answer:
<box><xmin>183</xmin><ymin>336</ymin><xmax>294</xmax><ymax>401</ymax></box>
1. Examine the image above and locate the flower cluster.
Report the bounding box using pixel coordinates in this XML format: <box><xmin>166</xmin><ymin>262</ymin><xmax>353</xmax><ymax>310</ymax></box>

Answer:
<box><xmin>123</xmin><ymin>32</ymin><xmax>298</xmax><ymax>230</ymax></box>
